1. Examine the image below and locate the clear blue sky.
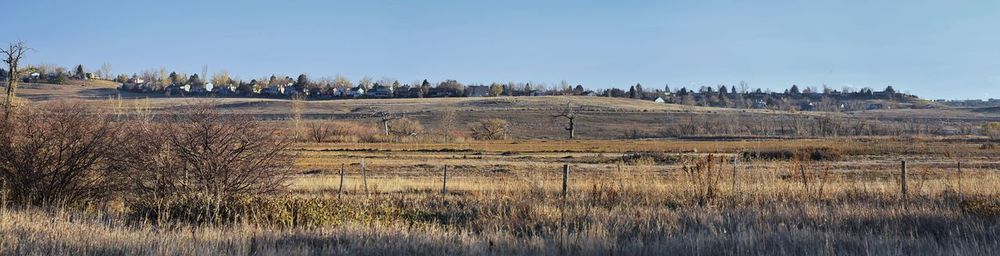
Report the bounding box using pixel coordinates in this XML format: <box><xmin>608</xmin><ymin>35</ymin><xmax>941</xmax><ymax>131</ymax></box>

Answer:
<box><xmin>5</xmin><ymin>0</ymin><xmax>999</xmax><ymax>99</ymax></box>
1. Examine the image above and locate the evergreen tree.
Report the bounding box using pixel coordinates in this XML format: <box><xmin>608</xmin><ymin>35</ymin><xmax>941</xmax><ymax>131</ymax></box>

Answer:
<box><xmin>294</xmin><ymin>74</ymin><xmax>309</xmax><ymax>92</ymax></box>
<box><xmin>74</xmin><ymin>64</ymin><xmax>85</xmax><ymax>79</ymax></box>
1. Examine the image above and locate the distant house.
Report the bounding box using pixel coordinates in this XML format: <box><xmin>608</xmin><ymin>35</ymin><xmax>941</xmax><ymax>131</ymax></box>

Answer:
<box><xmin>367</xmin><ymin>85</ymin><xmax>393</xmax><ymax>98</ymax></box>
<box><xmin>653</xmin><ymin>97</ymin><xmax>666</xmax><ymax>103</ymax></box>
<box><xmin>328</xmin><ymin>87</ymin><xmax>344</xmax><ymax>97</ymax></box>
<box><xmin>190</xmin><ymin>84</ymin><xmax>208</xmax><ymax>94</ymax></box>
<box><xmin>752</xmin><ymin>100</ymin><xmax>768</xmax><ymax>109</ymax></box>
<box><xmin>213</xmin><ymin>84</ymin><xmax>236</xmax><ymax>95</ymax></box>
<box><xmin>348</xmin><ymin>87</ymin><xmax>365</xmax><ymax>98</ymax></box>
<box><xmin>263</xmin><ymin>85</ymin><xmax>285</xmax><ymax>96</ymax></box>
<box><xmin>465</xmin><ymin>85</ymin><xmax>490</xmax><ymax>97</ymax></box>
<box><xmin>166</xmin><ymin>84</ymin><xmax>191</xmax><ymax>96</ymax></box>
<box><xmin>799</xmin><ymin>102</ymin><xmax>815</xmax><ymax>111</ymax></box>
<box><xmin>583</xmin><ymin>91</ymin><xmax>599</xmax><ymax>97</ymax></box>
<box><xmin>428</xmin><ymin>88</ymin><xmax>455</xmax><ymax>97</ymax></box>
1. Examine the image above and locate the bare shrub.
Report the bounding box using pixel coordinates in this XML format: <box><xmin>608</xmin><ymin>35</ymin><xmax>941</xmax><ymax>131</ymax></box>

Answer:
<box><xmin>741</xmin><ymin>147</ymin><xmax>841</xmax><ymax>161</ymax></box>
<box><xmin>306</xmin><ymin>121</ymin><xmax>334</xmax><ymax>143</ymax></box>
<box><xmin>390</xmin><ymin>117</ymin><xmax>423</xmax><ymax>137</ymax></box>
<box><xmin>316</xmin><ymin>121</ymin><xmax>380</xmax><ymax>143</ymax></box>
<box><xmin>0</xmin><ymin>101</ymin><xmax>122</xmax><ymax>206</ymax></box>
<box><xmin>439</xmin><ymin>110</ymin><xmax>457</xmax><ymax>142</ymax></box>
<box><xmin>470</xmin><ymin>118</ymin><xmax>510</xmax><ymax>140</ymax></box>
<box><xmin>117</xmin><ymin>105</ymin><xmax>295</xmax><ymax>202</ymax></box>
<box><xmin>983</xmin><ymin>122</ymin><xmax>1000</xmax><ymax>140</ymax></box>
<box><xmin>681</xmin><ymin>154</ymin><xmax>725</xmax><ymax>205</ymax></box>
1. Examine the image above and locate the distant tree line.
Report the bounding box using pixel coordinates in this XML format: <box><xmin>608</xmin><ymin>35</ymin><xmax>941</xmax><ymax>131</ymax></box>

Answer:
<box><xmin>3</xmin><ymin>61</ymin><xmax>919</xmax><ymax>112</ymax></box>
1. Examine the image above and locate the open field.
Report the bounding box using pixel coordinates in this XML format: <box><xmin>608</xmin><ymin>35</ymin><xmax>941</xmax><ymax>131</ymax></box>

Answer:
<box><xmin>1</xmin><ymin>84</ymin><xmax>999</xmax><ymax>255</ymax></box>
<box><xmin>2</xmin><ymin>136</ymin><xmax>999</xmax><ymax>255</ymax></box>
<box><xmin>8</xmin><ymin>83</ymin><xmax>1000</xmax><ymax>140</ymax></box>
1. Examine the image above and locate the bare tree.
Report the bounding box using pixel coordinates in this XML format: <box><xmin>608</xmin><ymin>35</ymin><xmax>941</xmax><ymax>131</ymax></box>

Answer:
<box><xmin>439</xmin><ymin>110</ymin><xmax>457</xmax><ymax>142</ymax></box>
<box><xmin>554</xmin><ymin>103</ymin><xmax>579</xmax><ymax>139</ymax></box>
<box><xmin>306</xmin><ymin>121</ymin><xmax>334</xmax><ymax>143</ymax></box>
<box><xmin>471</xmin><ymin>118</ymin><xmax>510</xmax><ymax>140</ymax></box>
<box><xmin>390</xmin><ymin>117</ymin><xmax>424</xmax><ymax>137</ymax></box>
<box><xmin>291</xmin><ymin>94</ymin><xmax>305</xmax><ymax>140</ymax></box>
<box><xmin>372</xmin><ymin>110</ymin><xmax>402</xmax><ymax>136</ymax></box>
<box><xmin>2</xmin><ymin>41</ymin><xmax>30</xmax><ymax>113</ymax></box>
<box><xmin>100</xmin><ymin>63</ymin><xmax>112</xmax><ymax>80</ymax></box>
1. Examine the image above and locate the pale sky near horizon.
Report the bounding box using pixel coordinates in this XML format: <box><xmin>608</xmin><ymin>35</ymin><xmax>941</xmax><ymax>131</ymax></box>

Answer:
<box><xmin>4</xmin><ymin>0</ymin><xmax>999</xmax><ymax>99</ymax></box>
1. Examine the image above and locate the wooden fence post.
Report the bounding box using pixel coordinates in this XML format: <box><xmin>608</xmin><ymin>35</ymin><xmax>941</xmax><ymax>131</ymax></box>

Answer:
<box><xmin>900</xmin><ymin>160</ymin><xmax>907</xmax><ymax>198</ymax></box>
<box><xmin>562</xmin><ymin>164</ymin><xmax>569</xmax><ymax>198</ymax></box>
<box><xmin>442</xmin><ymin>165</ymin><xmax>448</xmax><ymax>195</ymax></box>
<box><xmin>338</xmin><ymin>163</ymin><xmax>345</xmax><ymax>199</ymax></box>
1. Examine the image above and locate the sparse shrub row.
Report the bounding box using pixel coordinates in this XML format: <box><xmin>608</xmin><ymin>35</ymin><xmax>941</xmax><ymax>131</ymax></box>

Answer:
<box><xmin>301</xmin><ymin>117</ymin><xmax>509</xmax><ymax>143</ymax></box>
<box><xmin>0</xmin><ymin>101</ymin><xmax>295</xmax><ymax>207</ymax></box>
<box><xmin>741</xmin><ymin>147</ymin><xmax>842</xmax><ymax>161</ymax></box>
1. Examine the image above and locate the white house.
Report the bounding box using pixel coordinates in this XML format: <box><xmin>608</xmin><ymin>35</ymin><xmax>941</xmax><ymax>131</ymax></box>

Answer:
<box><xmin>348</xmin><ymin>87</ymin><xmax>365</xmax><ymax>98</ymax></box>
<box><xmin>654</xmin><ymin>97</ymin><xmax>665</xmax><ymax>103</ymax></box>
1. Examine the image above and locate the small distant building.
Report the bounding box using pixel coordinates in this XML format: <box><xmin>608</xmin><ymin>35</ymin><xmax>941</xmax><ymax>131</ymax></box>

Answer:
<box><xmin>348</xmin><ymin>87</ymin><xmax>365</xmax><ymax>98</ymax></box>
<box><xmin>752</xmin><ymin>100</ymin><xmax>768</xmax><ymax>109</ymax></box>
<box><xmin>328</xmin><ymin>87</ymin><xmax>344</xmax><ymax>97</ymax></box>
<box><xmin>653</xmin><ymin>97</ymin><xmax>666</xmax><ymax>103</ymax></box>
<box><xmin>190</xmin><ymin>84</ymin><xmax>209</xmax><ymax>94</ymax></box>
<box><xmin>799</xmin><ymin>102</ymin><xmax>815</xmax><ymax>111</ymax></box>
<box><xmin>428</xmin><ymin>88</ymin><xmax>455</xmax><ymax>97</ymax></box>
<box><xmin>166</xmin><ymin>84</ymin><xmax>191</xmax><ymax>96</ymax></box>
<box><xmin>263</xmin><ymin>84</ymin><xmax>285</xmax><ymax>96</ymax></box>
<box><xmin>213</xmin><ymin>84</ymin><xmax>236</xmax><ymax>95</ymax></box>
<box><xmin>465</xmin><ymin>85</ymin><xmax>490</xmax><ymax>97</ymax></box>
<box><xmin>367</xmin><ymin>85</ymin><xmax>393</xmax><ymax>98</ymax></box>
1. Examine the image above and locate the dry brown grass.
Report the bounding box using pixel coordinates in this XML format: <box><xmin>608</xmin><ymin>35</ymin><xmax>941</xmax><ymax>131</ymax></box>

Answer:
<box><xmin>1</xmin><ymin>138</ymin><xmax>997</xmax><ymax>255</ymax></box>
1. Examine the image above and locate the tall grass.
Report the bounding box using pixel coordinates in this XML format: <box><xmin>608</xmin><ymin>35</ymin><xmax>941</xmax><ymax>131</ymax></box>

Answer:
<box><xmin>1</xmin><ymin>155</ymin><xmax>997</xmax><ymax>255</ymax></box>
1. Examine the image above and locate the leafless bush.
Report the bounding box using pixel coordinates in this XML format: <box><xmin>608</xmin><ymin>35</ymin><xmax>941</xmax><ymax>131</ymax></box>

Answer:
<box><xmin>390</xmin><ymin>117</ymin><xmax>424</xmax><ymax>137</ymax></box>
<box><xmin>470</xmin><ymin>118</ymin><xmax>510</xmax><ymax>140</ymax></box>
<box><xmin>439</xmin><ymin>110</ymin><xmax>457</xmax><ymax>142</ymax></box>
<box><xmin>984</xmin><ymin>122</ymin><xmax>1000</xmax><ymax>140</ymax></box>
<box><xmin>117</xmin><ymin>104</ymin><xmax>295</xmax><ymax>202</ymax></box>
<box><xmin>0</xmin><ymin>101</ymin><xmax>122</xmax><ymax>206</ymax></box>
<box><xmin>306</xmin><ymin>121</ymin><xmax>334</xmax><ymax>143</ymax></box>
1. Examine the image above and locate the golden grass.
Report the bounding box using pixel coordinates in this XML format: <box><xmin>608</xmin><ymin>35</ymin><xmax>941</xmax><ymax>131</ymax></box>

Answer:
<box><xmin>1</xmin><ymin>138</ymin><xmax>998</xmax><ymax>255</ymax></box>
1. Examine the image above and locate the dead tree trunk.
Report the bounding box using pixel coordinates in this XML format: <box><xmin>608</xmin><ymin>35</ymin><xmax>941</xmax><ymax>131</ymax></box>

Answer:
<box><xmin>3</xmin><ymin>41</ymin><xmax>30</xmax><ymax>116</ymax></box>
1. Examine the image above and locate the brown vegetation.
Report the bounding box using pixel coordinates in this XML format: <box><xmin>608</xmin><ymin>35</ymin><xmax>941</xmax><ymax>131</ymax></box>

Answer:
<box><xmin>470</xmin><ymin>118</ymin><xmax>510</xmax><ymax>140</ymax></box>
<box><xmin>0</xmin><ymin>96</ymin><xmax>998</xmax><ymax>255</ymax></box>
